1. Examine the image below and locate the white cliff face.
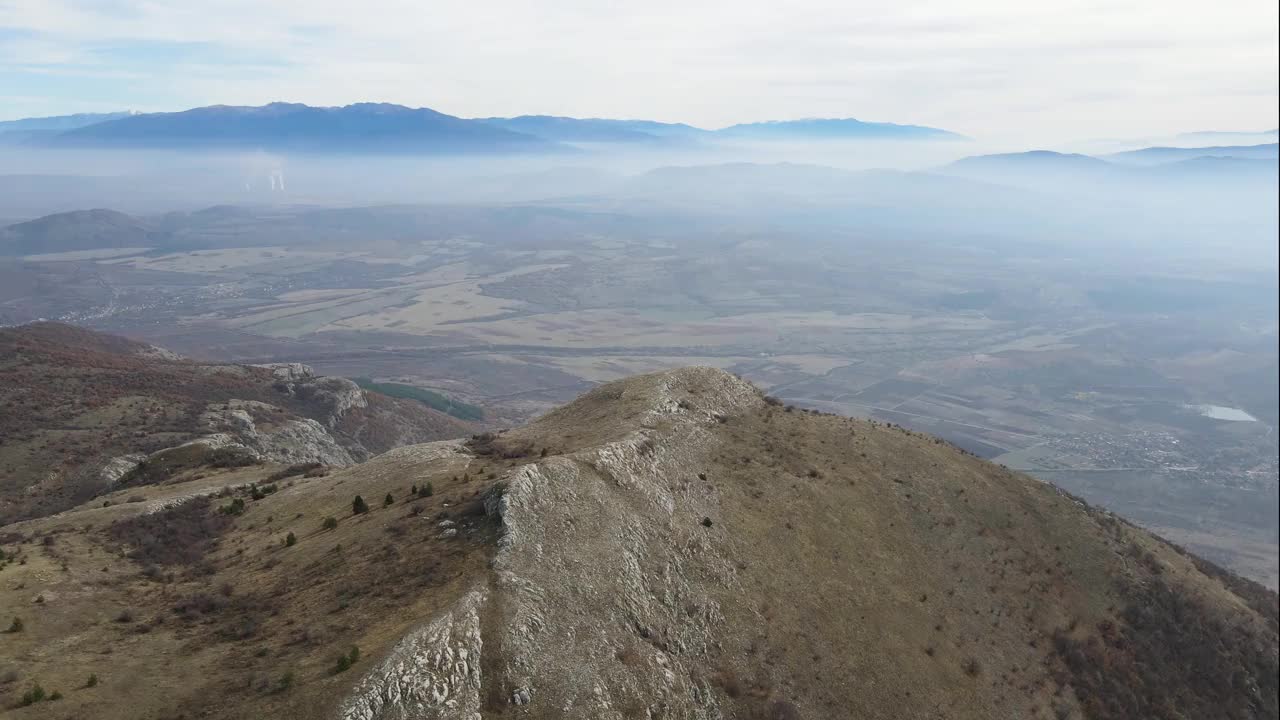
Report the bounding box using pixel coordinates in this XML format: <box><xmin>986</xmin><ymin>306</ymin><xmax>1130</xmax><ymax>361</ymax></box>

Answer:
<box><xmin>189</xmin><ymin>400</ymin><xmax>355</xmax><ymax>466</ymax></box>
<box><xmin>339</xmin><ymin>590</ymin><xmax>488</xmax><ymax>720</ymax></box>
<box><xmin>93</xmin><ymin>370</ymin><xmax>383</xmax><ymax>492</ymax></box>
<box><xmin>336</xmin><ymin>367</ymin><xmax>763</xmax><ymax>720</ymax></box>
<box><xmin>99</xmin><ymin>453</ymin><xmax>146</xmax><ymax>487</ymax></box>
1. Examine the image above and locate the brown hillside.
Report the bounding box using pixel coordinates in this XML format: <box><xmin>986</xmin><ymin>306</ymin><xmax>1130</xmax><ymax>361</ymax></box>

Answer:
<box><xmin>0</xmin><ymin>322</ymin><xmax>475</xmax><ymax>522</ymax></box>
<box><xmin>0</xmin><ymin>367</ymin><xmax>1274</xmax><ymax>720</ymax></box>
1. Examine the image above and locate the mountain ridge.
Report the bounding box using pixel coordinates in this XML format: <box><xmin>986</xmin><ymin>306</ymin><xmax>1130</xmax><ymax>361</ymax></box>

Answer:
<box><xmin>41</xmin><ymin>103</ymin><xmax>561</xmax><ymax>154</ymax></box>
<box><xmin>0</xmin><ymin>341</ymin><xmax>1274</xmax><ymax>719</ymax></box>
<box><xmin>15</xmin><ymin>104</ymin><xmax>966</xmax><ymax>151</ymax></box>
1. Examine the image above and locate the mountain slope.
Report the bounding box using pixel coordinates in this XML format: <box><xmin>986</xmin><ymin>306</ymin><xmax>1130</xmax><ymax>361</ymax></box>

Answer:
<box><xmin>0</xmin><ymin>112</ymin><xmax>133</xmax><ymax>133</ymax></box>
<box><xmin>478</xmin><ymin>116</ymin><xmax>668</xmax><ymax>143</ymax></box>
<box><xmin>43</xmin><ymin>103</ymin><xmax>559</xmax><ymax>154</ymax></box>
<box><xmin>0</xmin><ymin>323</ymin><xmax>475</xmax><ymax>522</ymax></box>
<box><xmin>0</xmin><ymin>367</ymin><xmax>1274</xmax><ymax>719</ymax></box>
<box><xmin>478</xmin><ymin>116</ymin><xmax>711</xmax><ymax>143</ymax></box>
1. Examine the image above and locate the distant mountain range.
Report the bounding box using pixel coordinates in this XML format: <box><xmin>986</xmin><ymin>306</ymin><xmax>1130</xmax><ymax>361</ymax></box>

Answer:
<box><xmin>1106</xmin><ymin>143</ymin><xmax>1278</xmax><ymax>165</ymax></box>
<box><xmin>42</xmin><ymin>103</ymin><xmax>557</xmax><ymax>154</ymax></box>
<box><xmin>943</xmin><ymin>147</ymin><xmax>1278</xmax><ymax>186</ymax></box>
<box><xmin>4</xmin><ymin>103</ymin><xmax>964</xmax><ymax>153</ymax></box>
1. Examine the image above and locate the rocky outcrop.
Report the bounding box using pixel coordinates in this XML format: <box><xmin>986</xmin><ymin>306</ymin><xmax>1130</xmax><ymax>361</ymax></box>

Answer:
<box><xmin>338</xmin><ymin>368</ymin><xmax>762</xmax><ymax>719</ymax></box>
<box><xmin>340</xmin><ymin>589</ymin><xmax>488</xmax><ymax>720</ymax></box>
<box><xmin>191</xmin><ymin>400</ymin><xmax>355</xmax><ymax>466</ymax></box>
<box><xmin>255</xmin><ymin>362</ymin><xmax>317</xmax><ymax>383</ymax></box>
<box><xmin>301</xmin><ymin>377</ymin><xmax>369</xmax><ymax>426</ymax></box>
<box><xmin>259</xmin><ymin>363</ymin><xmax>369</xmax><ymax>427</ymax></box>
<box><xmin>99</xmin><ymin>453</ymin><xmax>146</xmax><ymax>487</ymax></box>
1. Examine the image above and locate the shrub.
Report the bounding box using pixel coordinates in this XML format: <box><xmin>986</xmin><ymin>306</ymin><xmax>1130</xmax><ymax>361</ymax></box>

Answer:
<box><xmin>19</xmin><ymin>683</ymin><xmax>45</xmax><ymax>706</ymax></box>
<box><xmin>207</xmin><ymin>447</ymin><xmax>260</xmax><ymax>469</ymax></box>
<box><xmin>770</xmin><ymin>700</ymin><xmax>802</xmax><ymax>720</ymax></box>
<box><xmin>267</xmin><ymin>463</ymin><xmax>322</xmax><ymax>482</ymax></box>
<box><xmin>86</xmin><ymin>673</ymin><xmax>98</xmax><ymax>688</ymax></box>
<box><xmin>49</xmin><ymin>690</ymin><xmax>63</xmax><ymax>701</ymax></box>
<box><xmin>108</xmin><ymin>497</ymin><xmax>232</xmax><ymax>568</ymax></box>
<box><xmin>220</xmin><ymin>497</ymin><xmax>246</xmax><ymax>516</ymax></box>
<box><xmin>285</xmin><ymin>532</ymin><xmax>297</xmax><ymax>547</ymax></box>
<box><xmin>7</xmin><ymin>617</ymin><xmax>22</xmax><ymax>633</ymax></box>
<box><xmin>383</xmin><ymin>493</ymin><xmax>394</xmax><ymax>507</ymax></box>
<box><xmin>352</xmin><ymin>496</ymin><xmax>369</xmax><ymax>515</ymax></box>
<box><xmin>466</xmin><ymin>433</ymin><xmax>534</xmax><ymax>459</ymax></box>
<box><xmin>322</xmin><ymin>516</ymin><xmax>339</xmax><ymax>530</ymax></box>
<box><xmin>275</xmin><ymin>671</ymin><xmax>294</xmax><ymax>693</ymax></box>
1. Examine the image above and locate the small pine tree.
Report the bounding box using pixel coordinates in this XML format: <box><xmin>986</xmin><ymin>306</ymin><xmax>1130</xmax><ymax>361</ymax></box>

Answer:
<box><xmin>410</xmin><ymin>484</ymin><xmax>418</xmax><ymax>495</ymax></box>
<box><xmin>86</xmin><ymin>674</ymin><xmax>98</xmax><ymax>688</ymax></box>
<box><xmin>334</xmin><ymin>654</ymin><xmax>352</xmax><ymax>674</ymax></box>
<box><xmin>420</xmin><ymin>482</ymin><xmax>434</xmax><ymax>497</ymax></box>
<box><xmin>383</xmin><ymin>493</ymin><xmax>394</xmax><ymax>507</ymax></box>
<box><xmin>352</xmin><ymin>496</ymin><xmax>369</xmax><ymax>515</ymax></box>
<box><xmin>285</xmin><ymin>532</ymin><xmax>297</xmax><ymax>547</ymax></box>
<box><xmin>7</xmin><ymin>617</ymin><xmax>22</xmax><ymax>633</ymax></box>
<box><xmin>322</xmin><ymin>516</ymin><xmax>338</xmax><ymax>530</ymax></box>
<box><xmin>348</xmin><ymin>645</ymin><xmax>360</xmax><ymax>664</ymax></box>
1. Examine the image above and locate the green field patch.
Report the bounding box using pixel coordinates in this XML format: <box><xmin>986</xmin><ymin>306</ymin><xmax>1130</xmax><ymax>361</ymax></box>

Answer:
<box><xmin>352</xmin><ymin>378</ymin><xmax>484</xmax><ymax>421</ymax></box>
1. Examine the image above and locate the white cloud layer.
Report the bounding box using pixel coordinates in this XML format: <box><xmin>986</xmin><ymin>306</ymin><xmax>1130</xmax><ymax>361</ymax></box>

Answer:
<box><xmin>1</xmin><ymin>0</ymin><xmax>1276</xmax><ymax>142</ymax></box>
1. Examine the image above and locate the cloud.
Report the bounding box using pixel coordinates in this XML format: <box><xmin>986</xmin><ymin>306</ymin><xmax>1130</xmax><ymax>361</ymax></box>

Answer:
<box><xmin>0</xmin><ymin>0</ymin><xmax>1276</xmax><ymax>142</ymax></box>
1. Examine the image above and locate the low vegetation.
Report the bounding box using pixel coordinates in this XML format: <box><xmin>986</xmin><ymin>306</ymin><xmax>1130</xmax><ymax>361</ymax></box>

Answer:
<box><xmin>106</xmin><ymin>495</ymin><xmax>231</xmax><ymax>570</ymax></box>
<box><xmin>350</xmin><ymin>378</ymin><xmax>484</xmax><ymax>421</ymax></box>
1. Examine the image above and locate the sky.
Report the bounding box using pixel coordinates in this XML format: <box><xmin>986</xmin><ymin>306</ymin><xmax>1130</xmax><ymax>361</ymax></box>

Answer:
<box><xmin>1</xmin><ymin>0</ymin><xmax>1277</xmax><ymax>143</ymax></box>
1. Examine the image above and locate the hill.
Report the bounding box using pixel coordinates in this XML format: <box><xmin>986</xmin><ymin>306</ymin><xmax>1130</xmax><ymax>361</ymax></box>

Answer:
<box><xmin>42</xmin><ymin>103</ymin><xmax>559</xmax><ymax>154</ymax></box>
<box><xmin>0</xmin><ymin>366</ymin><xmax>1274</xmax><ymax>719</ymax></box>
<box><xmin>944</xmin><ymin>150</ymin><xmax>1114</xmax><ymax>178</ymax></box>
<box><xmin>0</xmin><ymin>323</ymin><xmax>475</xmax><ymax>523</ymax></box>
<box><xmin>1108</xmin><ymin>143</ymin><xmax>1279</xmax><ymax>165</ymax></box>
<box><xmin>0</xmin><ymin>209</ymin><xmax>160</xmax><ymax>256</ymax></box>
<box><xmin>717</xmin><ymin>117</ymin><xmax>964</xmax><ymax>141</ymax></box>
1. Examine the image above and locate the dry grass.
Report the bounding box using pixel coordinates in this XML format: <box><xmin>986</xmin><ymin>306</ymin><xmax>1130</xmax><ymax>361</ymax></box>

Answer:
<box><xmin>0</xmin><ymin>367</ymin><xmax>1274</xmax><ymax>719</ymax></box>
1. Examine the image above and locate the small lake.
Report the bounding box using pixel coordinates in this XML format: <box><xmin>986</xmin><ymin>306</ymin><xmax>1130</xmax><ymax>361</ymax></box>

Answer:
<box><xmin>1191</xmin><ymin>404</ymin><xmax>1258</xmax><ymax>422</ymax></box>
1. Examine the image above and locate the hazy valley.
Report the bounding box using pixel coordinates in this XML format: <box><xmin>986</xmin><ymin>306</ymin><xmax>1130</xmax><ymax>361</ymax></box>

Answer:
<box><xmin>0</xmin><ymin>98</ymin><xmax>1277</xmax><ymax>719</ymax></box>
